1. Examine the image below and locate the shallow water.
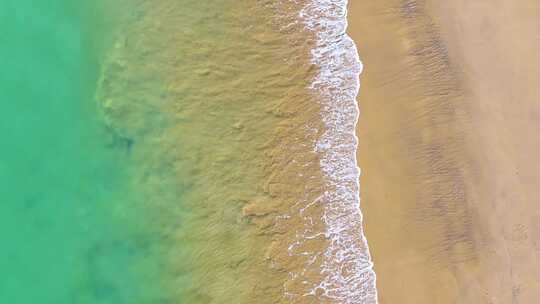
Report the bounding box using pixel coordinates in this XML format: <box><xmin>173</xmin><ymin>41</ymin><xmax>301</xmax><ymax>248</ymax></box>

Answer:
<box><xmin>1</xmin><ymin>1</ymin><xmax>375</xmax><ymax>303</ymax></box>
<box><xmin>0</xmin><ymin>1</ymin><xmax>169</xmax><ymax>303</ymax></box>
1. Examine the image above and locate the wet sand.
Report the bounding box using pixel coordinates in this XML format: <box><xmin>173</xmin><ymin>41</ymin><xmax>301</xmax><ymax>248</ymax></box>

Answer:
<box><xmin>349</xmin><ymin>0</ymin><xmax>540</xmax><ymax>303</ymax></box>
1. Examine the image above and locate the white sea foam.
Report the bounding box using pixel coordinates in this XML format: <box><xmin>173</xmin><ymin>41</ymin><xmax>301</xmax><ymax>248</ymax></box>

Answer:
<box><xmin>298</xmin><ymin>1</ymin><xmax>378</xmax><ymax>303</ymax></box>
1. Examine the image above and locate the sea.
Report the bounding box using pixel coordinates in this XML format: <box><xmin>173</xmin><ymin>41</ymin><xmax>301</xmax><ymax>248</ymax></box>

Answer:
<box><xmin>0</xmin><ymin>0</ymin><xmax>377</xmax><ymax>303</ymax></box>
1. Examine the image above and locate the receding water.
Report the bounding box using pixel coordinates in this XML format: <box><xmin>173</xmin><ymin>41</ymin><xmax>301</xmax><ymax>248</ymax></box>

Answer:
<box><xmin>0</xmin><ymin>1</ymin><xmax>168</xmax><ymax>303</ymax></box>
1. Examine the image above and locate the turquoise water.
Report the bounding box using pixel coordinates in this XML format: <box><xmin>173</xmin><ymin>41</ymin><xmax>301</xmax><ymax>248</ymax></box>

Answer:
<box><xmin>0</xmin><ymin>1</ymin><xmax>167</xmax><ymax>303</ymax></box>
<box><xmin>0</xmin><ymin>0</ymin><xmax>368</xmax><ymax>303</ymax></box>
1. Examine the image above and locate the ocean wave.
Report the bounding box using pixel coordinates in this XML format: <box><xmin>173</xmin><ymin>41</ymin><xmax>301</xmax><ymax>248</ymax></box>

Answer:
<box><xmin>298</xmin><ymin>1</ymin><xmax>378</xmax><ymax>303</ymax></box>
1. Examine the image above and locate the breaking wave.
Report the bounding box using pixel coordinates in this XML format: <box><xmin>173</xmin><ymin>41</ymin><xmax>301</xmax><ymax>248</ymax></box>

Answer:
<box><xmin>299</xmin><ymin>0</ymin><xmax>378</xmax><ymax>302</ymax></box>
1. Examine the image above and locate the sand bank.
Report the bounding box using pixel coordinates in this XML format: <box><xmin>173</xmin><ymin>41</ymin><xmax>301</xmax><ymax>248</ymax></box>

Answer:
<box><xmin>349</xmin><ymin>0</ymin><xmax>540</xmax><ymax>303</ymax></box>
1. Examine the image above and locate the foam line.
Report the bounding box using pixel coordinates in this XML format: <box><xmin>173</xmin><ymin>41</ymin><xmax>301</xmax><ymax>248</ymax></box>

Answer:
<box><xmin>299</xmin><ymin>0</ymin><xmax>379</xmax><ymax>302</ymax></box>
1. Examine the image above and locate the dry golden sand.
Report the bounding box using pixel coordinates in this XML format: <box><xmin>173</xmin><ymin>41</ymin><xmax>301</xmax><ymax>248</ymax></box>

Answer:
<box><xmin>349</xmin><ymin>0</ymin><xmax>540</xmax><ymax>303</ymax></box>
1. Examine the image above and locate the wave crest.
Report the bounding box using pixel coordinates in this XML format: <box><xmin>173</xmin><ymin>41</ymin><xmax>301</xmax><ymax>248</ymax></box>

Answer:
<box><xmin>299</xmin><ymin>1</ymin><xmax>378</xmax><ymax>303</ymax></box>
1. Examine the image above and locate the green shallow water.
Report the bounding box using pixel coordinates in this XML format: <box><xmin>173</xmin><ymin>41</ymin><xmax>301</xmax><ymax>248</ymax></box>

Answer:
<box><xmin>1</xmin><ymin>0</ymin><xmax>320</xmax><ymax>303</ymax></box>
<box><xmin>0</xmin><ymin>1</ymin><xmax>170</xmax><ymax>303</ymax></box>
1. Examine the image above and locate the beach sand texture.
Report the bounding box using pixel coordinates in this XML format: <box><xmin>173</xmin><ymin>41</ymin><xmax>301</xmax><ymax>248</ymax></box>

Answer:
<box><xmin>349</xmin><ymin>0</ymin><xmax>540</xmax><ymax>303</ymax></box>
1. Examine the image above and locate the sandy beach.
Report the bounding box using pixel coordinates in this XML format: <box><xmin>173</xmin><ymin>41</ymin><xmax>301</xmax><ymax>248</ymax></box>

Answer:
<box><xmin>349</xmin><ymin>0</ymin><xmax>540</xmax><ymax>303</ymax></box>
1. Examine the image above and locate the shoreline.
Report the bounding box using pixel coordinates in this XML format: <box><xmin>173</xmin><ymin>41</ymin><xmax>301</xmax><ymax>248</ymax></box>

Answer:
<box><xmin>348</xmin><ymin>0</ymin><xmax>540</xmax><ymax>303</ymax></box>
<box><xmin>304</xmin><ymin>0</ymin><xmax>378</xmax><ymax>301</ymax></box>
